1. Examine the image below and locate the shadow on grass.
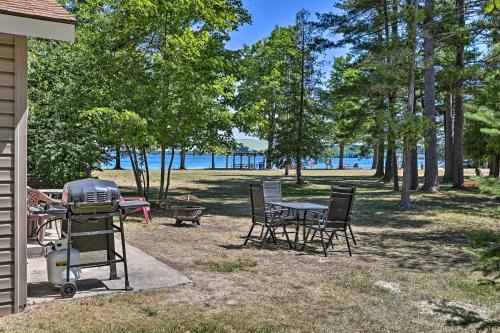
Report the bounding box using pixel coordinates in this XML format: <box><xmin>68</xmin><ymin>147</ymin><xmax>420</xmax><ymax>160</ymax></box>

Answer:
<box><xmin>430</xmin><ymin>301</ymin><xmax>500</xmax><ymax>332</ymax></box>
<box><xmin>119</xmin><ymin>173</ymin><xmax>496</xmax><ymax>271</ymax></box>
<box><xmin>355</xmin><ymin>228</ymin><xmax>471</xmax><ymax>271</ymax></box>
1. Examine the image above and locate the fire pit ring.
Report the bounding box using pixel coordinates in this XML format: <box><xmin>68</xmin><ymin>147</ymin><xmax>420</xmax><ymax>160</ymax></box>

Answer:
<box><xmin>171</xmin><ymin>206</ymin><xmax>205</xmax><ymax>227</ymax></box>
<box><xmin>169</xmin><ymin>194</ymin><xmax>204</xmax><ymax>227</ymax></box>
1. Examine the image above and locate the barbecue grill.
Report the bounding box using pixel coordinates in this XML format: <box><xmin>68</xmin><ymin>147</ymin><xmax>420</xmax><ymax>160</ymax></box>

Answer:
<box><xmin>42</xmin><ymin>178</ymin><xmax>150</xmax><ymax>298</ymax></box>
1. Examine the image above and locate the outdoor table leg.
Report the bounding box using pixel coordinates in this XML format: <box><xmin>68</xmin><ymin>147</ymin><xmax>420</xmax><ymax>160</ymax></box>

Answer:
<box><xmin>302</xmin><ymin>209</ymin><xmax>308</xmax><ymax>244</ymax></box>
<box><xmin>294</xmin><ymin>209</ymin><xmax>300</xmax><ymax>250</ymax></box>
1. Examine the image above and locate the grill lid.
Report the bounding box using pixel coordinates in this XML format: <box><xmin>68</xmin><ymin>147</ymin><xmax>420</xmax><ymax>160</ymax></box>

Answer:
<box><xmin>62</xmin><ymin>178</ymin><xmax>121</xmax><ymax>205</ymax></box>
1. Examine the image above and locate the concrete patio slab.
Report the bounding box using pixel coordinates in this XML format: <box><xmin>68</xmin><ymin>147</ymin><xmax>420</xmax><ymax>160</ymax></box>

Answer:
<box><xmin>27</xmin><ymin>242</ymin><xmax>191</xmax><ymax>304</ymax></box>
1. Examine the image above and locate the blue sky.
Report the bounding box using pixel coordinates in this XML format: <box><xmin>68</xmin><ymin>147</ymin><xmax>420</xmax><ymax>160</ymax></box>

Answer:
<box><xmin>227</xmin><ymin>0</ymin><xmax>337</xmax><ymax>50</ymax></box>
<box><xmin>229</xmin><ymin>0</ymin><xmax>346</xmax><ymax>139</ymax></box>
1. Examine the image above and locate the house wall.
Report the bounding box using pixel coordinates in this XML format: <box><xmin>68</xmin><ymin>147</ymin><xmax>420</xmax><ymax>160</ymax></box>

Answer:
<box><xmin>0</xmin><ymin>32</ymin><xmax>27</xmax><ymax>315</ymax></box>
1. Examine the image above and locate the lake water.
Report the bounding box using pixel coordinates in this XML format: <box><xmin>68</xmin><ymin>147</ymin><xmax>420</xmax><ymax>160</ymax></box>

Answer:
<box><xmin>102</xmin><ymin>152</ymin><xmax>427</xmax><ymax>170</ymax></box>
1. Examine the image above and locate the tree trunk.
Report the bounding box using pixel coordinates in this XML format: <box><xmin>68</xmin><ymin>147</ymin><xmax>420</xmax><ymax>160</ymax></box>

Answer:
<box><xmin>400</xmin><ymin>143</ymin><xmax>412</xmax><ymax>209</ymax></box>
<box><xmin>421</xmin><ymin>0</ymin><xmax>439</xmax><ymax>191</ymax></box>
<box><xmin>126</xmin><ymin>145</ymin><xmax>143</xmax><ymax>196</ymax></box>
<box><xmin>490</xmin><ymin>155</ymin><xmax>500</xmax><ymax>177</ymax></box>
<box><xmin>410</xmin><ymin>92</ymin><xmax>418</xmax><ymax>190</ymax></box>
<box><xmin>375</xmin><ymin>141</ymin><xmax>385</xmax><ymax>177</ymax></box>
<box><xmin>392</xmin><ymin>150</ymin><xmax>399</xmax><ymax>191</ymax></box>
<box><xmin>410</xmin><ymin>147</ymin><xmax>418</xmax><ymax>190</ymax></box>
<box><xmin>389</xmin><ymin>0</ymin><xmax>399</xmax><ymax>192</ymax></box>
<box><xmin>296</xmin><ymin>19</ymin><xmax>306</xmax><ymax>186</ymax></box>
<box><xmin>141</xmin><ymin>145</ymin><xmax>150</xmax><ymax>199</ymax></box>
<box><xmin>494</xmin><ymin>156</ymin><xmax>499</xmax><ymax>178</ymax></box>
<box><xmin>164</xmin><ymin>146</ymin><xmax>175</xmax><ymax>200</ymax></box>
<box><xmin>113</xmin><ymin>145</ymin><xmax>123</xmax><ymax>170</ymax></box>
<box><xmin>266</xmin><ymin>138</ymin><xmax>273</xmax><ymax>169</ymax></box>
<box><xmin>453</xmin><ymin>0</ymin><xmax>465</xmax><ymax>189</ymax></box>
<box><xmin>372</xmin><ymin>147</ymin><xmax>378</xmax><ymax>169</ymax></box>
<box><xmin>266</xmin><ymin>107</ymin><xmax>276</xmax><ymax>169</ymax></box>
<box><xmin>443</xmin><ymin>91</ymin><xmax>454</xmax><ymax>182</ymax></box>
<box><xmin>285</xmin><ymin>159</ymin><xmax>290</xmax><ymax>176</ymax></box>
<box><xmin>399</xmin><ymin>0</ymin><xmax>417</xmax><ymax>209</ymax></box>
<box><xmin>225</xmin><ymin>155</ymin><xmax>229</xmax><ymax>169</ymax></box>
<box><xmin>159</xmin><ymin>143</ymin><xmax>166</xmax><ymax>201</ymax></box>
<box><xmin>338</xmin><ymin>143</ymin><xmax>345</xmax><ymax>169</ymax></box>
<box><xmin>475</xmin><ymin>161</ymin><xmax>482</xmax><ymax>176</ymax></box>
<box><xmin>384</xmin><ymin>147</ymin><xmax>394</xmax><ymax>181</ymax></box>
<box><xmin>179</xmin><ymin>147</ymin><xmax>186</xmax><ymax>170</ymax></box>
<box><xmin>382</xmin><ymin>0</ymin><xmax>393</xmax><ymax>183</ymax></box>
<box><xmin>211</xmin><ymin>152</ymin><xmax>215</xmax><ymax>170</ymax></box>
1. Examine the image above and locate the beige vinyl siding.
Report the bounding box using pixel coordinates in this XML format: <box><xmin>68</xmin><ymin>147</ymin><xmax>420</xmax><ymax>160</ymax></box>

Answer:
<box><xmin>0</xmin><ymin>33</ymin><xmax>16</xmax><ymax>315</ymax></box>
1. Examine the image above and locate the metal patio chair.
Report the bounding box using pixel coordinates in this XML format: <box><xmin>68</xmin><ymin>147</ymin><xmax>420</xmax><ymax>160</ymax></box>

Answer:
<box><xmin>301</xmin><ymin>185</ymin><xmax>357</xmax><ymax>256</ymax></box>
<box><xmin>261</xmin><ymin>180</ymin><xmax>295</xmax><ymax>220</ymax></box>
<box><xmin>261</xmin><ymin>180</ymin><xmax>283</xmax><ymax>204</ymax></box>
<box><xmin>244</xmin><ymin>184</ymin><xmax>294</xmax><ymax>249</ymax></box>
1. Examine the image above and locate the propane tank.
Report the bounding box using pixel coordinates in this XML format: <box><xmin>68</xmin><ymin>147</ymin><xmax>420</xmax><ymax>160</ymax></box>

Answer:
<box><xmin>46</xmin><ymin>239</ymin><xmax>81</xmax><ymax>286</ymax></box>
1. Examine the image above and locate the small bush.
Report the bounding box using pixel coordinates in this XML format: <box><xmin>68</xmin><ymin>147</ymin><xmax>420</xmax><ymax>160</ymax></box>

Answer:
<box><xmin>465</xmin><ymin>229</ymin><xmax>500</xmax><ymax>280</ymax></box>
<box><xmin>473</xmin><ymin>177</ymin><xmax>500</xmax><ymax>200</ymax></box>
<box><xmin>194</xmin><ymin>259</ymin><xmax>257</xmax><ymax>273</ymax></box>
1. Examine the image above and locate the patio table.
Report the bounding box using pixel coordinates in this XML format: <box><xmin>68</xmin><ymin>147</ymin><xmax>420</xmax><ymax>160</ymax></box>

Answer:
<box><xmin>267</xmin><ymin>201</ymin><xmax>327</xmax><ymax>250</ymax></box>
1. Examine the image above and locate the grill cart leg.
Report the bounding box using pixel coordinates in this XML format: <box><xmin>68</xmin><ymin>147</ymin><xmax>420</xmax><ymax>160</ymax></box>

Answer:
<box><xmin>119</xmin><ymin>213</ymin><xmax>133</xmax><ymax>291</ymax></box>
<box><xmin>106</xmin><ymin>217</ymin><xmax>118</xmax><ymax>280</ymax></box>
<box><xmin>63</xmin><ymin>214</ymin><xmax>78</xmax><ymax>298</ymax></box>
<box><xmin>66</xmin><ymin>214</ymin><xmax>72</xmax><ymax>284</ymax></box>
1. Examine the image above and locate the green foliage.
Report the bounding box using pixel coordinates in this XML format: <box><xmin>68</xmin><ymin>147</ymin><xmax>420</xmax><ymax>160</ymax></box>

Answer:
<box><xmin>465</xmin><ymin>229</ymin><xmax>500</xmax><ymax>280</ymax></box>
<box><xmin>484</xmin><ymin>0</ymin><xmax>500</xmax><ymax>14</ymax></box>
<box><xmin>325</xmin><ymin>56</ymin><xmax>371</xmax><ymax>147</ymax></box>
<box><xmin>28</xmin><ymin>0</ymin><xmax>249</xmax><ymax>191</ymax></box>
<box><xmin>464</xmin><ymin>39</ymin><xmax>500</xmax><ymax>165</ymax></box>
<box><xmin>235</xmin><ymin>15</ymin><xmax>331</xmax><ymax>175</ymax></box>
<box><xmin>28</xmin><ymin>38</ymin><xmax>102</xmax><ymax>186</ymax></box>
<box><xmin>473</xmin><ymin>177</ymin><xmax>500</xmax><ymax>200</ymax></box>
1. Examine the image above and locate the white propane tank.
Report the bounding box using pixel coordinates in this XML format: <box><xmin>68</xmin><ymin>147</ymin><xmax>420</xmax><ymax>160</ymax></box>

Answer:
<box><xmin>46</xmin><ymin>239</ymin><xmax>81</xmax><ymax>286</ymax></box>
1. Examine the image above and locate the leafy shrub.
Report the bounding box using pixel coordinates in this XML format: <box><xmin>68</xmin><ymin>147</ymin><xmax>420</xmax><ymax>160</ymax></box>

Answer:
<box><xmin>465</xmin><ymin>229</ymin><xmax>500</xmax><ymax>280</ymax></box>
<box><xmin>473</xmin><ymin>177</ymin><xmax>500</xmax><ymax>200</ymax></box>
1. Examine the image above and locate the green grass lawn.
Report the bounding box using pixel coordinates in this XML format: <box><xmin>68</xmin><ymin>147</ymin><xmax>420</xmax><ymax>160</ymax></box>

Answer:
<box><xmin>1</xmin><ymin>169</ymin><xmax>498</xmax><ymax>332</ymax></box>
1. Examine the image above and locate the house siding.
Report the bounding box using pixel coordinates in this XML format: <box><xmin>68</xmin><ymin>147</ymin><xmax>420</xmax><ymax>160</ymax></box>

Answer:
<box><xmin>0</xmin><ymin>32</ymin><xmax>27</xmax><ymax>315</ymax></box>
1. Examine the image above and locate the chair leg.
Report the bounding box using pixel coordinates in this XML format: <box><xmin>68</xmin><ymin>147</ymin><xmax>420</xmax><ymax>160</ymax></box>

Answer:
<box><xmin>282</xmin><ymin>225</ymin><xmax>292</xmax><ymax>249</ymax></box>
<box><xmin>344</xmin><ymin>230</ymin><xmax>352</xmax><ymax>256</ymax></box>
<box><xmin>320</xmin><ymin>230</ymin><xmax>327</xmax><ymax>257</ymax></box>
<box><xmin>244</xmin><ymin>223</ymin><xmax>255</xmax><ymax>245</ymax></box>
<box><xmin>260</xmin><ymin>229</ymin><xmax>270</xmax><ymax>248</ymax></box>
<box><xmin>301</xmin><ymin>226</ymin><xmax>314</xmax><ymax>251</ymax></box>
<box><xmin>269</xmin><ymin>228</ymin><xmax>278</xmax><ymax>244</ymax></box>
<box><xmin>310</xmin><ymin>229</ymin><xmax>317</xmax><ymax>241</ymax></box>
<box><xmin>348</xmin><ymin>224</ymin><xmax>357</xmax><ymax>245</ymax></box>
<box><xmin>259</xmin><ymin>225</ymin><xmax>265</xmax><ymax>238</ymax></box>
<box><xmin>143</xmin><ymin>207</ymin><xmax>151</xmax><ymax>224</ymax></box>
<box><xmin>327</xmin><ymin>231</ymin><xmax>336</xmax><ymax>250</ymax></box>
